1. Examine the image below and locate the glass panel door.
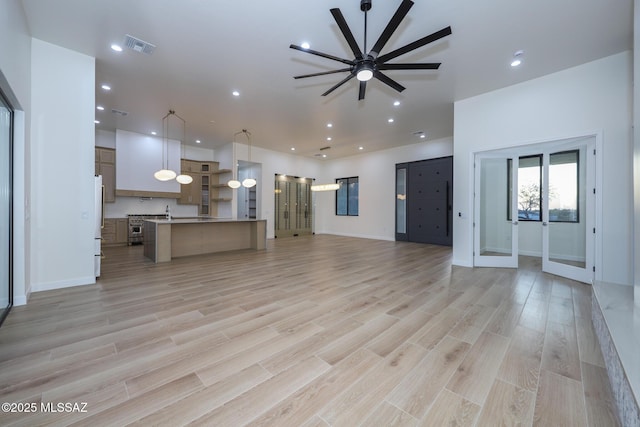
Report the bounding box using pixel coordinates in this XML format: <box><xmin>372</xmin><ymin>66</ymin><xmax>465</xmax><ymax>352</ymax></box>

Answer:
<box><xmin>395</xmin><ymin>165</ymin><xmax>407</xmax><ymax>240</ymax></box>
<box><xmin>0</xmin><ymin>92</ymin><xmax>12</xmax><ymax>326</ymax></box>
<box><xmin>274</xmin><ymin>175</ymin><xmax>313</xmax><ymax>238</ymax></box>
<box><xmin>543</xmin><ymin>141</ymin><xmax>595</xmax><ymax>283</ymax></box>
<box><xmin>474</xmin><ymin>154</ymin><xmax>519</xmax><ymax>268</ymax></box>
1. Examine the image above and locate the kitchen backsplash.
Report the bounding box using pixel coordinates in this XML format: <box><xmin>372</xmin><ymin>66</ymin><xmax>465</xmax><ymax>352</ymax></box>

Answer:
<box><xmin>104</xmin><ymin>196</ymin><xmax>198</xmax><ymax>218</ymax></box>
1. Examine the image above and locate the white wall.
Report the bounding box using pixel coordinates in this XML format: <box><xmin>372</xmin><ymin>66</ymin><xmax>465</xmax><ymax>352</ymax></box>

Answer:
<box><xmin>634</xmin><ymin>0</ymin><xmax>640</xmax><ymax>305</ymax></box>
<box><xmin>116</xmin><ymin>129</ymin><xmax>181</xmax><ymax>194</ymax></box>
<box><xmin>30</xmin><ymin>39</ymin><xmax>96</xmax><ymax>292</ymax></box>
<box><xmin>454</xmin><ymin>52</ymin><xmax>633</xmax><ymax>286</ymax></box>
<box><xmin>318</xmin><ymin>137</ymin><xmax>453</xmax><ymax>241</ymax></box>
<box><xmin>0</xmin><ymin>0</ymin><xmax>31</xmax><ymax>305</ymax></box>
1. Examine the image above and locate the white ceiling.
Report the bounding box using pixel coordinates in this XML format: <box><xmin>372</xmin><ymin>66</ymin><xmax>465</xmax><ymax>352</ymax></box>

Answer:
<box><xmin>20</xmin><ymin>0</ymin><xmax>632</xmax><ymax>159</ymax></box>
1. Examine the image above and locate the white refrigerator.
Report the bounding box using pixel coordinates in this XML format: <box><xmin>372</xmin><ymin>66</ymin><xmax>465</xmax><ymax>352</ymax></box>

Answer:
<box><xmin>95</xmin><ymin>175</ymin><xmax>103</xmax><ymax>278</ymax></box>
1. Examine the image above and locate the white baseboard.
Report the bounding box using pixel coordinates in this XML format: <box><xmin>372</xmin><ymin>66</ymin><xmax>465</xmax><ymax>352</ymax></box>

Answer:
<box><xmin>31</xmin><ymin>276</ymin><xmax>97</xmax><ymax>293</ymax></box>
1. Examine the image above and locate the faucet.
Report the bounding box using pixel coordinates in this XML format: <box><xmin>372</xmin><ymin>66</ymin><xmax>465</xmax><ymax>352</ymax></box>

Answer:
<box><xmin>165</xmin><ymin>205</ymin><xmax>171</xmax><ymax>221</ymax></box>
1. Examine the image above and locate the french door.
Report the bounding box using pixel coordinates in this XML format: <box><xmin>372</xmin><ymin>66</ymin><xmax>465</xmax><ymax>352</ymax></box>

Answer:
<box><xmin>474</xmin><ymin>154</ymin><xmax>519</xmax><ymax>268</ymax></box>
<box><xmin>474</xmin><ymin>137</ymin><xmax>595</xmax><ymax>284</ymax></box>
<box><xmin>0</xmin><ymin>90</ymin><xmax>12</xmax><ymax>326</ymax></box>
<box><xmin>542</xmin><ymin>141</ymin><xmax>595</xmax><ymax>283</ymax></box>
<box><xmin>274</xmin><ymin>174</ymin><xmax>313</xmax><ymax>238</ymax></box>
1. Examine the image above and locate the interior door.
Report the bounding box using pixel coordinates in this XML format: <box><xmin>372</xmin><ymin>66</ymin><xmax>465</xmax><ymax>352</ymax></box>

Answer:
<box><xmin>274</xmin><ymin>175</ymin><xmax>313</xmax><ymax>238</ymax></box>
<box><xmin>0</xmin><ymin>91</ymin><xmax>12</xmax><ymax>326</ymax></box>
<box><xmin>542</xmin><ymin>140</ymin><xmax>595</xmax><ymax>283</ymax></box>
<box><xmin>406</xmin><ymin>157</ymin><xmax>453</xmax><ymax>246</ymax></box>
<box><xmin>474</xmin><ymin>154</ymin><xmax>519</xmax><ymax>268</ymax></box>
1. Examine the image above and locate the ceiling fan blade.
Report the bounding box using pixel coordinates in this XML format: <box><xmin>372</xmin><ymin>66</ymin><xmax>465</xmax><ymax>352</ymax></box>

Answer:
<box><xmin>322</xmin><ymin>73</ymin><xmax>356</xmax><ymax>96</ymax></box>
<box><xmin>374</xmin><ymin>71</ymin><xmax>406</xmax><ymax>92</ymax></box>
<box><xmin>376</xmin><ymin>26</ymin><xmax>452</xmax><ymax>64</ymax></box>
<box><xmin>294</xmin><ymin>68</ymin><xmax>352</xmax><ymax>79</ymax></box>
<box><xmin>369</xmin><ymin>0</ymin><xmax>414</xmax><ymax>58</ymax></box>
<box><xmin>358</xmin><ymin>81</ymin><xmax>366</xmax><ymax>100</ymax></box>
<box><xmin>330</xmin><ymin>8</ymin><xmax>364</xmax><ymax>60</ymax></box>
<box><xmin>290</xmin><ymin>44</ymin><xmax>355</xmax><ymax>66</ymax></box>
<box><xmin>377</xmin><ymin>63</ymin><xmax>441</xmax><ymax>70</ymax></box>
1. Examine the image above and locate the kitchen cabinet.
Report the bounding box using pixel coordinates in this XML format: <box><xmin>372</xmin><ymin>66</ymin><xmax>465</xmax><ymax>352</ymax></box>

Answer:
<box><xmin>178</xmin><ymin>159</ymin><xmax>221</xmax><ymax>216</ymax></box>
<box><xmin>102</xmin><ymin>218</ymin><xmax>128</xmax><ymax>246</ymax></box>
<box><xmin>95</xmin><ymin>147</ymin><xmax>116</xmax><ymax>203</ymax></box>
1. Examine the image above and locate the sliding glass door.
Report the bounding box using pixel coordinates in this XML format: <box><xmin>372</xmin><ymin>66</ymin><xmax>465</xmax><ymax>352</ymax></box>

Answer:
<box><xmin>0</xmin><ymin>90</ymin><xmax>12</xmax><ymax>326</ymax></box>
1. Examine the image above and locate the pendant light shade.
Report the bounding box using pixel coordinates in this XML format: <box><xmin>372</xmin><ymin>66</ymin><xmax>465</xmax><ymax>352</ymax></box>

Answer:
<box><xmin>227</xmin><ymin>179</ymin><xmax>241</xmax><ymax>189</ymax></box>
<box><xmin>176</xmin><ymin>174</ymin><xmax>193</xmax><ymax>184</ymax></box>
<box><xmin>154</xmin><ymin>169</ymin><xmax>177</xmax><ymax>181</ymax></box>
<box><xmin>242</xmin><ymin>178</ymin><xmax>257</xmax><ymax>188</ymax></box>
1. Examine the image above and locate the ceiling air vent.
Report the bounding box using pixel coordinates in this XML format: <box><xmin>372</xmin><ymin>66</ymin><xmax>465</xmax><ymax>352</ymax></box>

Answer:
<box><xmin>111</xmin><ymin>109</ymin><xmax>128</xmax><ymax>117</ymax></box>
<box><xmin>319</xmin><ymin>146</ymin><xmax>331</xmax><ymax>151</ymax></box>
<box><xmin>124</xmin><ymin>34</ymin><xmax>156</xmax><ymax>55</ymax></box>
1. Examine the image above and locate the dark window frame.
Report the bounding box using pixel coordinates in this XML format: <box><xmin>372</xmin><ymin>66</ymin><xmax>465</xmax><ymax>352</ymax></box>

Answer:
<box><xmin>335</xmin><ymin>176</ymin><xmax>359</xmax><ymax>216</ymax></box>
<box><xmin>507</xmin><ymin>154</ymin><xmax>543</xmax><ymax>222</ymax></box>
<box><xmin>549</xmin><ymin>149</ymin><xmax>580</xmax><ymax>224</ymax></box>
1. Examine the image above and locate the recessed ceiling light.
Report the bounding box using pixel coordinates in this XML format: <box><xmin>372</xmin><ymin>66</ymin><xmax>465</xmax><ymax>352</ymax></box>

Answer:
<box><xmin>94</xmin><ymin>120</ymin><xmax>100</xmax><ymax>124</ymax></box>
<box><xmin>96</xmin><ymin>106</ymin><xmax>104</xmax><ymax>111</ymax></box>
<box><xmin>393</xmin><ymin>101</ymin><xmax>400</xmax><ymax>106</ymax></box>
<box><xmin>420</xmin><ymin>134</ymin><xmax>426</xmax><ymax>139</ymax></box>
<box><xmin>151</xmin><ymin>131</ymin><xmax>157</xmax><ymax>135</ymax></box>
<box><xmin>101</xmin><ymin>84</ymin><xmax>111</xmax><ymax>91</ymax></box>
<box><xmin>388</xmin><ymin>118</ymin><xmax>394</xmax><ymax>123</ymax></box>
<box><xmin>232</xmin><ymin>91</ymin><xmax>240</xmax><ymax>96</ymax></box>
<box><xmin>196</xmin><ymin>140</ymin><xmax>201</xmax><ymax>144</ymax></box>
<box><xmin>358</xmin><ymin>146</ymin><xmax>364</xmax><ymax>150</ymax></box>
<box><xmin>327</xmin><ymin>123</ymin><xmax>332</xmax><ymax>128</ymax></box>
<box><xmin>291</xmin><ymin>147</ymin><xmax>295</xmax><ymax>151</ymax></box>
<box><xmin>301</xmin><ymin>42</ymin><xmax>310</xmax><ymax>49</ymax></box>
<box><xmin>322</xmin><ymin>154</ymin><xmax>327</xmax><ymax>158</ymax></box>
<box><xmin>326</xmin><ymin>137</ymin><xmax>332</xmax><ymax>141</ymax></box>
<box><xmin>110</xmin><ymin>44</ymin><xmax>122</xmax><ymax>52</ymax></box>
<box><xmin>511</xmin><ymin>50</ymin><xmax>524</xmax><ymax>67</ymax></box>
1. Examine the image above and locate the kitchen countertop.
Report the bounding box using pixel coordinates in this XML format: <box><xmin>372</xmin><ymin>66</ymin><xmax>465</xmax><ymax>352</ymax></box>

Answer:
<box><xmin>144</xmin><ymin>217</ymin><xmax>262</xmax><ymax>224</ymax></box>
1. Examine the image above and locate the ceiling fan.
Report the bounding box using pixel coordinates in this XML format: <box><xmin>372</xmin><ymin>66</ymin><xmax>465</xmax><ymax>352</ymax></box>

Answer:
<box><xmin>290</xmin><ymin>0</ymin><xmax>452</xmax><ymax>100</ymax></box>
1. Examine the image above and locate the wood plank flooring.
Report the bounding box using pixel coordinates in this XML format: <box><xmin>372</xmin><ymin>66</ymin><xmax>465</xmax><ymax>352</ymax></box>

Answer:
<box><xmin>0</xmin><ymin>235</ymin><xmax>620</xmax><ymax>426</ymax></box>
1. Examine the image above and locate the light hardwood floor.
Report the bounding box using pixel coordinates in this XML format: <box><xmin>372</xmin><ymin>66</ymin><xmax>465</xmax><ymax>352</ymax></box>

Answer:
<box><xmin>0</xmin><ymin>235</ymin><xmax>620</xmax><ymax>426</ymax></box>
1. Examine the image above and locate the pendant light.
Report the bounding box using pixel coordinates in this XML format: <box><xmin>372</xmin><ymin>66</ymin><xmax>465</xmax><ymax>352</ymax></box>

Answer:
<box><xmin>175</xmin><ymin>112</ymin><xmax>193</xmax><ymax>184</ymax></box>
<box><xmin>241</xmin><ymin>129</ymin><xmax>256</xmax><ymax>188</ymax></box>
<box><xmin>228</xmin><ymin>129</ymin><xmax>256</xmax><ymax>189</ymax></box>
<box><xmin>154</xmin><ymin>109</ymin><xmax>192</xmax><ymax>184</ymax></box>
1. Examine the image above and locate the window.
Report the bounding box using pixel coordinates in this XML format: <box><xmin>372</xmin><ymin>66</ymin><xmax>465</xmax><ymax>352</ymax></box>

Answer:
<box><xmin>507</xmin><ymin>151</ymin><xmax>579</xmax><ymax>223</ymax></box>
<box><xmin>507</xmin><ymin>155</ymin><xmax>542</xmax><ymax>221</ymax></box>
<box><xmin>549</xmin><ymin>150</ymin><xmax>579</xmax><ymax>222</ymax></box>
<box><xmin>336</xmin><ymin>177</ymin><xmax>359</xmax><ymax>216</ymax></box>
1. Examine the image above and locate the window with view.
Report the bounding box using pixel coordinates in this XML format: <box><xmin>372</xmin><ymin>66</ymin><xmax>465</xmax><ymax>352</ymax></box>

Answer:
<box><xmin>336</xmin><ymin>177</ymin><xmax>359</xmax><ymax>216</ymax></box>
<box><xmin>507</xmin><ymin>151</ymin><xmax>579</xmax><ymax>223</ymax></box>
<box><xmin>508</xmin><ymin>155</ymin><xmax>542</xmax><ymax>221</ymax></box>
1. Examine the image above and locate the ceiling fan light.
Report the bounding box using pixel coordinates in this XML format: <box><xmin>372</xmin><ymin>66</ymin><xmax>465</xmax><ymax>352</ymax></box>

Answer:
<box><xmin>228</xmin><ymin>179</ymin><xmax>242</xmax><ymax>189</ymax></box>
<box><xmin>242</xmin><ymin>178</ymin><xmax>257</xmax><ymax>188</ymax></box>
<box><xmin>176</xmin><ymin>174</ymin><xmax>193</xmax><ymax>184</ymax></box>
<box><xmin>154</xmin><ymin>169</ymin><xmax>177</xmax><ymax>181</ymax></box>
<box><xmin>356</xmin><ymin>68</ymin><xmax>374</xmax><ymax>81</ymax></box>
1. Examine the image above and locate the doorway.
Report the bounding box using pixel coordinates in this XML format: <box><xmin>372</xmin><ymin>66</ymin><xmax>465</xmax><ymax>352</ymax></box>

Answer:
<box><xmin>274</xmin><ymin>174</ymin><xmax>313</xmax><ymax>238</ymax></box>
<box><xmin>473</xmin><ymin>136</ymin><xmax>596</xmax><ymax>283</ymax></box>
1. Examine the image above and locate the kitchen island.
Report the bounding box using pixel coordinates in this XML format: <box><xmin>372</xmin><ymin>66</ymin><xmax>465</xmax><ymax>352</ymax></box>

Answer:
<box><xmin>143</xmin><ymin>218</ymin><xmax>266</xmax><ymax>263</ymax></box>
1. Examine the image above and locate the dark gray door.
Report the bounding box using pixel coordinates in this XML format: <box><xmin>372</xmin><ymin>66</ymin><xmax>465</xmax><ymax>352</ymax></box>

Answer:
<box><xmin>406</xmin><ymin>157</ymin><xmax>453</xmax><ymax>246</ymax></box>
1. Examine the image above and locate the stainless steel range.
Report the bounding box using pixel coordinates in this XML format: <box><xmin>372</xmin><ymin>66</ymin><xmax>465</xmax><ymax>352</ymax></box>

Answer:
<box><xmin>127</xmin><ymin>214</ymin><xmax>164</xmax><ymax>245</ymax></box>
